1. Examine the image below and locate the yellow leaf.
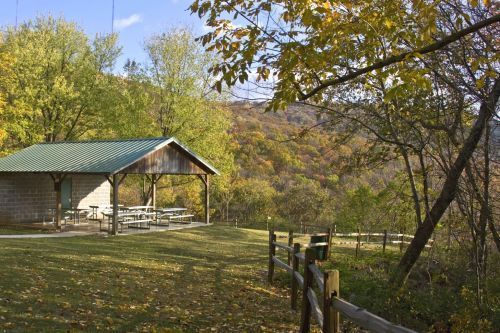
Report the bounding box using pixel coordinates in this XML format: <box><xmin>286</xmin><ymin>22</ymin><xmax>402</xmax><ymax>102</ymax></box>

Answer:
<box><xmin>476</xmin><ymin>77</ymin><xmax>485</xmax><ymax>89</ymax></box>
<box><xmin>471</xmin><ymin>60</ymin><xmax>479</xmax><ymax>72</ymax></box>
<box><xmin>412</xmin><ymin>52</ymin><xmax>423</xmax><ymax>59</ymax></box>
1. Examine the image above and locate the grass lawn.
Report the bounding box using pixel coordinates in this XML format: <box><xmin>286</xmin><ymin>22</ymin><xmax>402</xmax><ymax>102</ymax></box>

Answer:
<box><xmin>2</xmin><ymin>225</ymin><xmax>496</xmax><ymax>332</ymax></box>
<box><xmin>0</xmin><ymin>225</ymin><xmax>53</xmax><ymax>235</ymax></box>
<box><xmin>0</xmin><ymin>226</ymin><xmax>311</xmax><ymax>332</ymax></box>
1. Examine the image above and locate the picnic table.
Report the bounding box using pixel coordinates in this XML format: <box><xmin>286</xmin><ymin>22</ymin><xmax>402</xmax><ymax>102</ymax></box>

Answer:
<box><xmin>44</xmin><ymin>207</ymin><xmax>91</xmax><ymax>224</ymax></box>
<box><xmin>89</xmin><ymin>204</ymin><xmax>123</xmax><ymax>221</ymax></box>
<box><xmin>123</xmin><ymin>206</ymin><xmax>154</xmax><ymax>212</ymax></box>
<box><xmin>100</xmin><ymin>209</ymin><xmax>153</xmax><ymax>233</ymax></box>
<box><xmin>65</xmin><ymin>208</ymin><xmax>92</xmax><ymax>224</ymax></box>
<box><xmin>153</xmin><ymin>207</ymin><xmax>194</xmax><ymax>225</ymax></box>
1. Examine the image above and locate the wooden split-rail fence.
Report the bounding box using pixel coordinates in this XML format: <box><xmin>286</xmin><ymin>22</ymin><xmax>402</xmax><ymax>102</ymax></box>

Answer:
<box><xmin>296</xmin><ymin>223</ymin><xmax>433</xmax><ymax>258</ymax></box>
<box><xmin>268</xmin><ymin>229</ymin><xmax>417</xmax><ymax>333</ymax></box>
<box><xmin>331</xmin><ymin>228</ymin><xmax>434</xmax><ymax>258</ymax></box>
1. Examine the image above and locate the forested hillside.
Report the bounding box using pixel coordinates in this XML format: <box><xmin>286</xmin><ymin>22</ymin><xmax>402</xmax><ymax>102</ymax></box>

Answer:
<box><xmin>222</xmin><ymin>101</ymin><xmax>415</xmax><ymax>233</ymax></box>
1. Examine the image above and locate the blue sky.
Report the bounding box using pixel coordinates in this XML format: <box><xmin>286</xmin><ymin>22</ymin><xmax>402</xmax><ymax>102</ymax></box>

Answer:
<box><xmin>0</xmin><ymin>0</ymin><xmax>206</xmax><ymax>72</ymax></box>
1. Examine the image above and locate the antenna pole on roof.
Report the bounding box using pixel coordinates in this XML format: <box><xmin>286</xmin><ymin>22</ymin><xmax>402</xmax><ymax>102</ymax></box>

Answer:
<box><xmin>15</xmin><ymin>0</ymin><xmax>19</xmax><ymax>30</ymax></box>
<box><xmin>111</xmin><ymin>0</ymin><xmax>115</xmax><ymax>33</ymax></box>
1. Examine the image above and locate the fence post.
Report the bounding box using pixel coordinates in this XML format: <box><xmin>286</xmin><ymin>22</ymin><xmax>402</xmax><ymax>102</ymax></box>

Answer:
<box><xmin>355</xmin><ymin>227</ymin><xmax>360</xmax><ymax>258</ymax></box>
<box><xmin>383</xmin><ymin>229</ymin><xmax>387</xmax><ymax>253</ymax></box>
<box><xmin>324</xmin><ymin>270</ymin><xmax>340</xmax><ymax>333</ymax></box>
<box><xmin>326</xmin><ymin>227</ymin><xmax>333</xmax><ymax>260</ymax></box>
<box><xmin>300</xmin><ymin>248</ymin><xmax>316</xmax><ymax>333</ymax></box>
<box><xmin>268</xmin><ymin>229</ymin><xmax>276</xmax><ymax>283</ymax></box>
<box><xmin>399</xmin><ymin>228</ymin><xmax>404</xmax><ymax>253</ymax></box>
<box><xmin>291</xmin><ymin>242</ymin><xmax>301</xmax><ymax>310</ymax></box>
<box><xmin>288</xmin><ymin>229</ymin><xmax>294</xmax><ymax>265</ymax></box>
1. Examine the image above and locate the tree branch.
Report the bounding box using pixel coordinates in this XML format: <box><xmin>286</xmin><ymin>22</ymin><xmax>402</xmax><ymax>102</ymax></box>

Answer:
<box><xmin>299</xmin><ymin>13</ymin><xmax>500</xmax><ymax>100</ymax></box>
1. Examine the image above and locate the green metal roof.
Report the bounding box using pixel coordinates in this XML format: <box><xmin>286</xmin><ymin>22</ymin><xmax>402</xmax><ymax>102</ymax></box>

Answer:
<box><xmin>0</xmin><ymin>137</ymin><xmax>219</xmax><ymax>175</ymax></box>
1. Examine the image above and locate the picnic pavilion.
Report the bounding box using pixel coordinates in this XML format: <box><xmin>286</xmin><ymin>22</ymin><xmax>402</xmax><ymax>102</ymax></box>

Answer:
<box><xmin>0</xmin><ymin>137</ymin><xmax>219</xmax><ymax>235</ymax></box>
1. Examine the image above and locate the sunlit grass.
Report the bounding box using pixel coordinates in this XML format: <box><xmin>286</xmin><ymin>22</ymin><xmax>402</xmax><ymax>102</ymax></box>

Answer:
<box><xmin>1</xmin><ymin>225</ymin><xmax>465</xmax><ymax>332</ymax></box>
<box><xmin>0</xmin><ymin>225</ymin><xmax>52</xmax><ymax>235</ymax></box>
<box><xmin>0</xmin><ymin>226</ymin><xmax>310</xmax><ymax>332</ymax></box>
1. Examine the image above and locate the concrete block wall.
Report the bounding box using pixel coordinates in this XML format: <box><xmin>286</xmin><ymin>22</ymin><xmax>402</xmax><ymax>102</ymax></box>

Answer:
<box><xmin>0</xmin><ymin>174</ymin><xmax>110</xmax><ymax>224</ymax></box>
<box><xmin>72</xmin><ymin>175</ymin><xmax>110</xmax><ymax>209</ymax></box>
<box><xmin>0</xmin><ymin>173</ymin><xmax>54</xmax><ymax>224</ymax></box>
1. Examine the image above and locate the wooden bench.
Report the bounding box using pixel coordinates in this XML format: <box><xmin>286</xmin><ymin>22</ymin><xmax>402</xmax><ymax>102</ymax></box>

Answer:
<box><xmin>119</xmin><ymin>219</ymin><xmax>152</xmax><ymax>232</ymax></box>
<box><xmin>89</xmin><ymin>204</ymin><xmax>123</xmax><ymax>221</ymax></box>
<box><xmin>168</xmin><ymin>214</ymin><xmax>194</xmax><ymax>224</ymax></box>
<box><xmin>125</xmin><ymin>206</ymin><xmax>154</xmax><ymax>212</ymax></box>
<box><xmin>152</xmin><ymin>212</ymin><xmax>173</xmax><ymax>226</ymax></box>
<box><xmin>99</xmin><ymin>214</ymin><xmax>153</xmax><ymax>233</ymax></box>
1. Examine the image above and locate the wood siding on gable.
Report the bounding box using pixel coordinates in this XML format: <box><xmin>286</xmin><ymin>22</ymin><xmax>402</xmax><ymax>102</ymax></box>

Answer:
<box><xmin>121</xmin><ymin>144</ymin><xmax>207</xmax><ymax>175</ymax></box>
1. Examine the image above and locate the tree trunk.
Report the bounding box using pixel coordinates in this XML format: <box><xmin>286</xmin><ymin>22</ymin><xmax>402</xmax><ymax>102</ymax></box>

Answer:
<box><xmin>401</xmin><ymin>148</ymin><xmax>423</xmax><ymax>227</ymax></box>
<box><xmin>488</xmin><ymin>218</ymin><xmax>500</xmax><ymax>252</ymax></box>
<box><xmin>475</xmin><ymin>119</ymin><xmax>490</xmax><ymax>306</ymax></box>
<box><xmin>391</xmin><ymin>77</ymin><xmax>500</xmax><ymax>286</ymax></box>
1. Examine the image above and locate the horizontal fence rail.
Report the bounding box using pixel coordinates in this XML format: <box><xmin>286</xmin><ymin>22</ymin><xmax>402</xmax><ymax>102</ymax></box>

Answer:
<box><xmin>331</xmin><ymin>297</ymin><xmax>416</xmax><ymax>333</ymax></box>
<box><xmin>272</xmin><ymin>227</ymin><xmax>434</xmax><ymax>260</ymax></box>
<box><xmin>272</xmin><ymin>256</ymin><xmax>293</xmax><ymax>273</ymax></box>
<box><xmin>309</xmin><ymin>264</ymin><xmax>324</xmax><ymax>294</ymax></box>
<box><xmin>268</xmin><ymin>229</ymin><xmax>417</xmax><ymax>333</ymax></box>
<box><xmin>273</xmin><ymin>242</ymin><xmax>294</xmax><ymax>252</ymax></box>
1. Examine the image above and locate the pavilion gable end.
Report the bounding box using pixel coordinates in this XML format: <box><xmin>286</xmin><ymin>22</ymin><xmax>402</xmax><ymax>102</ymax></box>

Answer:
<box><xmin>120</xmin><ymin>144</ymin><xmax>207</xmax><ymax>175</ymax></box>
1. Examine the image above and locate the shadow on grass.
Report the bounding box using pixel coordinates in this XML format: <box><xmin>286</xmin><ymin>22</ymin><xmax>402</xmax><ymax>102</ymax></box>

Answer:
<box><xmin>0</xmin><ymin>226</ymin><xmax>307</xmax><ymax>332</ymax></box>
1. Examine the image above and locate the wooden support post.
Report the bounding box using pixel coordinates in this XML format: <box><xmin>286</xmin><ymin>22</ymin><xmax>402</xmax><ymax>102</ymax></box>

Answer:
<box><xmin>112</xmin><ymin>173</ymin><xmax>119</xmax><ymax>235</ymax></box>
<box><xmin>300</xmin><ymin>248</ymin><xmax>315</xmax><ymax>333</ymax></box>
<box><xmin>399</xmin><ymin>228</ymin><xmax>404</xmax><ymax>253</ymax></box>
<box><xmin>326</xmin><ymin>227</ymin><xmax>333</xmax><ymax>260</ymax></box>
<box><xmin>268</xmin><ymin>229</ymin><xmax>276</xmax><ymax>283</ymax></box>
<box><xmin>291</xmin><ymin>242</ymin><xmax>301</xmax><ymax>310</ymax></box>
<box><xmin>324</xmin><ymin>270</ymin><xmax>340</xmax><ymax>333</ymax></box>
<box><xmin>142</xmin><ymin>176</ymin><xmax>146</xmax><ymax>205</ymax></box>
<box><xmin>54</xmin><ymin>176</ymin><xmax>62</xmax><ymax>231</ymax></box>
<box><xmin>151</xmin><ymin>174</ymin><xmax>157</xmax><ymax>210</ymax></box>
<box><xmin>288</xmin><ymin>230</ymin><xmax>294</xmax><ymax>265</ymax></box>
<box><xmin>206</xmin><ymin>175</ymin><xmax>210</xmax><ymax>224</ymax></box>
<box><xmin>50</xmin><ymin>174</ymin><xmax>66</xmax><ymax>231</ymax></box>
<box><xmin>204</xmin><ymin>175</ymin><xmax>210</xmax><ymax>224</ymax></box>
<box><xmin>356</xmin><ymin>227</ymin><xmax>360</xmax><ymax>258</ymax></box>
<box><xmin>383</xmin><ymin>229</ymin><xmax>388</xmax><ymax>253</ymax></box>
<box><xmin>197</xmin><ymin>174</ymin><xmax>210</xmax><ymax>224</ymax></box>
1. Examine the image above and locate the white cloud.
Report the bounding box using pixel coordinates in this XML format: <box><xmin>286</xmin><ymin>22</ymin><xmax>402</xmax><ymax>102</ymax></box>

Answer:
<box><xmin>114</xmin><ymin>14</ymin><xmax>143</xmax><ymax>30</ymax></box>
<box><xmin>201</xmin><ymin>20</ymin><xmax>242</xmax><ymax>33</ymax></box>
<box><xmin>201</xmin><ymin>21</ymin><xmax>213</xmax><ymax>33</ymax></box>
